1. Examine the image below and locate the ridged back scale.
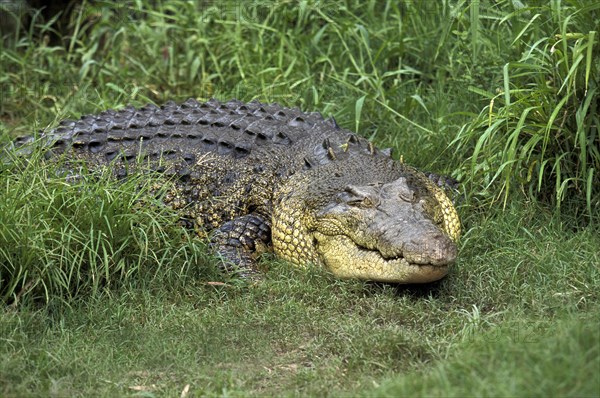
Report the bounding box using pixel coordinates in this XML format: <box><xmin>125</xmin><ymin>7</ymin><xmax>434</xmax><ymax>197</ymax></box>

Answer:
<box><xmin>17</xmin><ymin>98</ymin><xmax>392</xmax><ymax>231</ymax></box>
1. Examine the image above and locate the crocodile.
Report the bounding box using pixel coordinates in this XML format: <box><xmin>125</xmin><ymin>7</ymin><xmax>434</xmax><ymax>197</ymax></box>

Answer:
<box><xmin>12</xmin><ymin>98</ymin><xmax>461</xmax><ymax>283</ymax></box>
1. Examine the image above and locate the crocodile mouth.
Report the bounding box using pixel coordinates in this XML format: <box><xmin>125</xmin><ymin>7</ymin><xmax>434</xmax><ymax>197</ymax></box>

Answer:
<box><xmin>313</xmin><ymin>232</ymin><xmax>449</xmax><ymax>283</ymax></box>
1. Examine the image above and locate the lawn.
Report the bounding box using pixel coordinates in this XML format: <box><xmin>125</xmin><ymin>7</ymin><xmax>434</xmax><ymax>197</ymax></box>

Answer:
<box><xmin>1</xmin><ymin>1</ymin><xmax>598</xmax><ymax>397</ymax></box>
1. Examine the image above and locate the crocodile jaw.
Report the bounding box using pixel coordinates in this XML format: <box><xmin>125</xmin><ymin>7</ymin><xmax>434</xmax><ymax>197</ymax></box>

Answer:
<box><xmin>313</xmin><ymin>232</ymin><xmax>450</xmax><ymax>283</ymax></box>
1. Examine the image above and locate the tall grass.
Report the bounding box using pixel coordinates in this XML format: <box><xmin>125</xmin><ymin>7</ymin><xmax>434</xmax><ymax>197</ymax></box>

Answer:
<box><xmin>452</xmin><ymin>1</ymin><xmax>599</xmax><ymax>218</ymax></box>
<box><xmin>0</xmin><ymin>152</ymin><xmax>213</xmax><ymax>304</ymax></box>
<box><xmin>1</xmin><ymin>1</ymin><xmax>473</xmax><ymax>153</ymax></box>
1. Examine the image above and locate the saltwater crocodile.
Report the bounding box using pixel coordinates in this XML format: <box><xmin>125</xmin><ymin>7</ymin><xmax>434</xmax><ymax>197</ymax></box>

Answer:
<box><xmin>12</xmin><ymin>98</ymin><xmax>461</xmax><ymax>283</ymax></box>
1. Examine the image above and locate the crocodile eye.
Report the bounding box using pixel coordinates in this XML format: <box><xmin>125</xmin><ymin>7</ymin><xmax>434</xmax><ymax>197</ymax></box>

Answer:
<box><xmin>337</xmin><ymin>187</ymin><xmax>376</xmax><ymax>208</ymax></box>
<box><xmin>349</xmin><ymin>197</ymin><xmax>374</xmax><ymax>208</ymax></box>
<box><xmin>336</xmin><ymin>191</ymin><xmax>358</xmax><ymax>204</ymax></box>
<box><xmin>418</xmin><ymin>197</ymin><xmax>443</xmax><ymax>224</ymax></box>
<box><xmin>399</xmin><ymin>190</ymin><xmax>415</xmax><ymax>202</ymax></box>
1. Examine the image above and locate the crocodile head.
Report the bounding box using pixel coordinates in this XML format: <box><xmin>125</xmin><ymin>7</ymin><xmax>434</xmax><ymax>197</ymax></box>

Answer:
<box><xmin>272</xmin><ymin>154</ymin><xmax>460</xmax><ymax>283</ymax></box>
<box><xmin>311</xmin><ymin>176</ymin><xmax>459</xmax><ymax>283</ymax></box>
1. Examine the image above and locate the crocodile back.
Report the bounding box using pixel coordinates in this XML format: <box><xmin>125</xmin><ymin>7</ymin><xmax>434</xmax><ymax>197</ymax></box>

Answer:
<box><xmin>21</xmin><ymin>98</ymin><xmax>341</xmax><ymax>167</ymax></box>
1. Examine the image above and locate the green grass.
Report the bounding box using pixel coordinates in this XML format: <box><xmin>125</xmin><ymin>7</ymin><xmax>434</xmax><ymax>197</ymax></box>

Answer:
<box><xmin>453</xmin><ymin>1</ymin><xmax>599</xmax><ymax>217</ymax></box>
<box><xmin>0</xmin><ymin>152</ymin><xmax>220</xmax><ymax>304</ymax></box>
<box><xmin>1</xmin><ymin>206</ymin><xmax>598</xmax><ymax>396</ymax></box>
<box><xmin>1</xmin><ymin>0</ymin><xmax>599</xmax><ymax>396</ymax></box>
<box><xmin>365</xmin><ymin>313</ymin><xmax>600</xmax><ymax>397</ymax></box>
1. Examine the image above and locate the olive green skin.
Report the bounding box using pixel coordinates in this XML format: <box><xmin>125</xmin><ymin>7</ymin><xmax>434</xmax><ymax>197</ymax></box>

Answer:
<box><xmin>15</xmin><ymin>98</ymin><xmax>460</xmax><ymax>282</ymax></box>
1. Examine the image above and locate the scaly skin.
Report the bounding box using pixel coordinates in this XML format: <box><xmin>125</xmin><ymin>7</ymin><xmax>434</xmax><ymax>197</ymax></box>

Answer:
<box><xmin>12</xmin><ymin>98</ymin><xmax>461</xmax><ymax>283</ymax></box>
<box><xmin>272</xmin><ymin>152</ymin><xmax>459</xmax><ymax>282</ymax></box>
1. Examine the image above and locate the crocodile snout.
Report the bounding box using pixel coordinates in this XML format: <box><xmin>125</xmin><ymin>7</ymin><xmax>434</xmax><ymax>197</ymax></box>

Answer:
<box><xmin>377</xmin><ymin>223</ymin><xmax>457</xmax><ymax>266</ymax></box>
<box><xmin>404</xmin><ymin>230</ymin><xmax>457</xmax><ymax>266</ymax></box>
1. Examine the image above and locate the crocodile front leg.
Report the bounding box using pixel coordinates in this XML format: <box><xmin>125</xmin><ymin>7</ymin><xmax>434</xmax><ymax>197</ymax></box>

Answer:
<box><xmin>209</xmin><ymin>214</ymin><xmax>272</xmax><ymax>277</ymax></box>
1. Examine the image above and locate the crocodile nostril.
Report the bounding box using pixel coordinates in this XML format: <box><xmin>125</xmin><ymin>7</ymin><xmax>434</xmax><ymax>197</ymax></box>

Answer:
<box><xmin>404</xmin><ymin>231</ymin><xmax>457</xmax><ymax>266</ymax></box>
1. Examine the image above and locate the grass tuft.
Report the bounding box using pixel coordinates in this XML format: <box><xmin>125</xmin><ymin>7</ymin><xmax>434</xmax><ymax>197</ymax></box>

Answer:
<box><xmin>452</xmin><ymin>2</ymin><xmax>599</xmax><ymax>218</ymax></box>
<box><xmin>0</xmin><ymin>150</ymin><xmax>217</xmax><ymax>305</ymax></box>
